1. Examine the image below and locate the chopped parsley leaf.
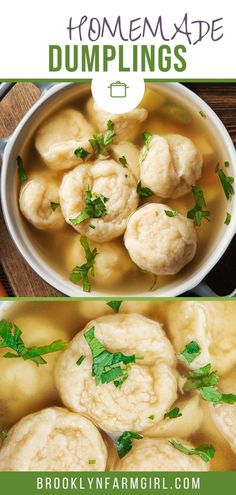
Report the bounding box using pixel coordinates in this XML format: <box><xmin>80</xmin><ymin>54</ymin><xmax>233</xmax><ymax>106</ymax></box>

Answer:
<box><xmin>164</xmin><ymin>210</ymin><xmax>178</xmax><ymax>217</ymax></box>
<box><xmin>76</xmin><ymin>355</ymin><xmax>85</xmax><ymax>366</ymax></box>
<box><xmin>84</xmin><ymin>326</ymin><xmax>141</xmax><ymax>387</ymax></box>
<box><xmin>115</xmin><ymin>431</ymin><xmax>143</xmax><ymax>459</ymax></box>
<box><xmin>70</xmin><ymin>236</ymin><xmax>98</xmax><ymax>292</ymax></box>
<box><xmin>169</xmin><ymin>440</ymin><xmax>215</xmax><ymax>463</ymax></box>
<box><xmin>224</xmin><ymin>161</ymin><xmax>230</xmax><ymax>167</ymax></box>
<box><xmin>178</xmin><ymin>341</ymin><xmax>201</xmax><ymax>365</ymax></box>
<box><xmin>199</xmin><ymin>387</ymin><xmax>236</xmax><ymax>405</ymax></box>
<box><xmin>183</xmin><ymin>363</ymin><xmax>219</xmax><ymax>392</ymax></box>
<box><xmin>0</xmin><ymin>319</ymin><xmax>67</xmax><ymax>366</ymax></box>
<box><xmin>215</xmin><ymin>164</ymin><xmax>234</xmax><ymax>200</ymax></box>
<box><xmin>187</xmin><ymin>186</ymin><xmax>210</xmax><ymax>226</ymax></box>
<box><xmin>119</xmin><ymin>156</ymin><xmax>128</xmax><ymax>168</ymax></box>
<box><xmin>148</xmin><ymin>415</ymin><xmax>155</xmax><ymax>420</ymax></box>
<box><xmin>164</xmin><ymin>407</ymin><xmax>182</xmax><ymax>419</ymax></box>
<box><xmin>199</xmin><ymin>110</ymin><xmax>206</xmax><ymax>118</ymax></box>
<box><xmin>88</xmin><ymin>459</ymin><xmax>96</xmax><ymax>465</ymax></box>
<box><xmin>70</xmin><ymin>187</ymin><xmax>108</xmax><ymax>226</ymax></box>
<box><xmin>50</xmin><ymin>202</ymin><xmax>60</xmax><ymax>211</ymax></box>
<box><xmin>107</xmin><ymin>301</ymin><xmax>123</xmax><ymax>313</ymax></box>
<box><xmin>141</xmin><ymin>131</ymin><xmax>152</xmax><ymax>161</ymax></box>
<box><xmin>137</xmin><ymin>180</ymin><xmax>154</xmax><ymax>198</ymax></box>
<box><xmin>17</xmin><ymin>156</ymin><xmax>27</xmax><ymax>183</ymax></box>
<box><xmin>89</xmin><ymin>120</ymin><xmax>116</xmax><ymax>157</ymax></box>
<box><xmin>74</xmin><ymin>147</ymin><xmax>90</xmax><ymax>161</ymax></box>
<box><xmin>224</xmin><ymin>212</ymin><xmax>231</xmax><ymax>225</ymax></box>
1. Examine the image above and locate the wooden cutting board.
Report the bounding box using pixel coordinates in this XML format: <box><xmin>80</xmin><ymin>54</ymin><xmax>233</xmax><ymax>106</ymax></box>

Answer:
<box><xmin>0</xmin><ymin>82</ymin><xmax>236</xmax><ymax>296</ymax></box>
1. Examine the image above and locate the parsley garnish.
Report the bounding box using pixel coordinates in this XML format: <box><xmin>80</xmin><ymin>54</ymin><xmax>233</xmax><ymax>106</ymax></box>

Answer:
<box><xmin>224</xmin><ymin>161</ymin><xmax>230</xmax><ymax>167</ymax></box>
<box><xmin>141</xmin><ymin>131</ymin><xmax>152</xmax><ymax>161</ymax></box>
<box><xmin>169</xmin><ymin>440</ymin><xmax>215</xmax><ymax>463</ymax></box>
<box><xmin>74</xmin><ymin>121</ymin><xmax>116</xmax><ymax>160</ymax></box>
<box><xmin>106</xmin><ymin>301</ymin><xmax>123</xmax><ymax>313</ymax></box>
<box><xmin>76</xmin><ymin>355</ymin><xmax>85</xmax><ymax>366</ymax></box>
<box><xmin>0</xmin><ymin>319</ymin><xmax>67</xmax><ymax>366</ymax></box>
<box><xmin>50</xmin><ymin>202</ymin><xmax>60</xmax><ymax>211</ymax></box>
<box><xmin>137</xmin><ymin>181</ymin><xmax>154</xmax><ymax>198</ymax></box>
<box><xmin>88</xmin><ymin>459</ymin><xmax>96</xmax><ymax>465</ymax></box>
<box><xmin>164</xmin><ymin>407</ymin><xmax>182</xmax><ymax>419</ymax></box>
<box><xmin>178</xmin><ymin>341</ymin><xmax>201</xmax><ymax>365</ymax></box>
<box><xmin>84</xmin><ymin>326</ymin><xmax>142</xmax><ymax>387</ymax></box>
<box><xmin>199</xmin><ymin>387</ymin><xmax>236</xmax><ymax>405</ymax></box>
<box><xmin>164</xmin><ymin>210</ymin><xmax>178</xmax><ymax>217</ymax></box>
<box><xmin>70</xmin><ymin>236</ymin><xmax>98</xmax><ymax>292</ymax></box>
<box><xmin>199</xmin><ymin>110</ymin><xmax>206</xmax><ymax>118</ymax></box>
<box><xmin>17</xmin><ymin>156</ymin><xmax>27</xmax><ymax>183</ymax></box>
<box><xmin>74</xmin><ymin>147</ymin><xmax>90</xmax><ymax>161</ymax></box>
<box><xmin>119</xmin><ymin>156</ymin><xmax>128</xmax><ymax>168</ymax></box>
<box><xmin>148</xmin><ymin>415</ymin><xmax>155</xmax><ymax>420</ymax></box>
<box><xmin>115</xmin><ymin>431</ymin><xmax>143</xmax><ymax>459</ymax></box>
<box><xmin>224</xmin><ymin>212</ymin><xmax>231</xmax><ymax>225</ymax></box>
<box><xmin>183</xmin><ymin>363</ymin><xmax>218</xmax><ymax>392</ymax></box>
<box><xmin>70</xmin><ymin>187</ymin><xmax>109</xmax><ymax>226</ymax></box>
<box><xmin>187</xmin><ymin>186</ymin><xmax>210</xmax><ymax>226</ymax></box>
<box><xmin>215</xmin><ymin>164</ymin><xmax>234</xmax><ymax>200</ymax></box>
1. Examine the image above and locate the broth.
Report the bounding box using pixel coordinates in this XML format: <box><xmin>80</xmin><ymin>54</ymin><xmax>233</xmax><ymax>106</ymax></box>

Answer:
<box><xmin>19</xmin><ymin>83</ymin><xmax>228</xmax><ymax>294</ymax></box>
<box><xmin>0</xmin><ymin>300</ymin><xmax>235</xmax><ymax>471</ymax></box>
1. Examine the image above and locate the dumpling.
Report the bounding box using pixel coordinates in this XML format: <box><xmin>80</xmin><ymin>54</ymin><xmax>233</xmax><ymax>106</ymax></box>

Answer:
<box><xmin>209</xmin><ymin>373</ymin><xmax>236</xmax><ymax>454</ymax></box>
<box><xmin>86</xmin><ymin>97</ymin><xmax>148</xmax><ymax>142</ymax></box>
<box><xmin>114</xmin><ymin>438</ymin><xmax>209</xmax><ymax>471</ymax></box>
<box><xmin>55</xmin><ymin>314</ymin><xmax>177</xmax><ymax>433</ymax></box>
<box><xmin>111</xmin><ymin>141</ymin><xmax>140</xmax><ymax>180</ymax></box>
<box><xmin>0</xmin><ymin>407</ymin><xmax>107</xmax><ymax>471</ymax></box>
<box><xmin>59</xmin><ymin>160</ymin><xmax>139</xmax><ymax>242</ymax></box>
<box><xmin>35</xmin><ymin>108</ymin><xmax>94</xmax><ymax>170</ymax></box>
<box><xmin>124</xmin><ymin>203</ymin><xmax>197</xmax><ymax>276</ymax></box>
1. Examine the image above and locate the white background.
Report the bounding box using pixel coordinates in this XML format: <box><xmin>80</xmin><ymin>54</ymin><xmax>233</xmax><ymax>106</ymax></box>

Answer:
<box><xmin>0</xmin><ymin>0</ymin><xmax>235</xmax><ymax>79</ymax></box>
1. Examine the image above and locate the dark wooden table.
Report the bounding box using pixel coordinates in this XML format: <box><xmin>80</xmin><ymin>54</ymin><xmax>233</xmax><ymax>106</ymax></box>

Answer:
<box><xmin>0</xmin><ymin>82</ymin><xmax>235</xmax><ymax>296</ymax></box>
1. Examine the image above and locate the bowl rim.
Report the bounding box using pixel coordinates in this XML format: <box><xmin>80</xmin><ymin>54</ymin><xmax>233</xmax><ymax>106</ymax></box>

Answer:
<box><xmin>1</xmin><ymin>81</ymin><xmax>236</xmax><ymax>297</ymax></box>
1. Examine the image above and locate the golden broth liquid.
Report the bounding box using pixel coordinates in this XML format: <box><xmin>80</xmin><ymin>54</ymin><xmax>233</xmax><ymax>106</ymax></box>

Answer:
<box><xmin>20</xmin><ymin>84</ymin><xmax>227</xmax><ymax>294</ymax></box>
<box><xmin>1</xmin><ymin>300</ymin><xmax>235</xmax><ymax>471</ymax></box>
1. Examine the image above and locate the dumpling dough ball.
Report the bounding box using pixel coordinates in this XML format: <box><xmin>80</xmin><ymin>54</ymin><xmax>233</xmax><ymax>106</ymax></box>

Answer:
<box><xmin>86</xmin><ymin>97</ymin><xmax>148</xmax><ymax>142</ymax></box>
<box><xmin>59</xmin><ymin>160</ymin><xmax>139</xmax><ymax>242</ymax></box>
<box><xmin>145</xmin><ymin>396</ymin><xmax>203</xmax><ymax>439</ymax></box>
<box><xmin>0</xmin><ymin>407</ymin><xmax>107</xmax><ymax>471</ymax></box>
<box><xmin>0</xmin><ymin>316</ymin><xmax>68</xmax><ymax>428</ymax></box>
<box><xmin>124</xmin><ymin>203</ymin><xmax>197</xmax><ymax>276</ymax></box>
<box><xmin>55</xmin><ymin>314</ymin><xmax>177</xmax><ymax>433</ymax></box>
<box><xmin>35</xmin><ymin>108</ymin><xmax>94</xmax><ymax>170</ymax></box>
<box><xmin>115</xmin><ymin>438</ymin><xmax>209</xmax><ymax>471</ymax></box>
<box><xmin>140</xmin><ymin>134</ymin><xmax>203</xmax><ymax>199</ymax></box>
<box><xmin>65</xmin><ymin>236</ymin><xmax>137</xmax><ymax>289</ymax></box>
<box><xmin>111</xmin><ymin>141</ymin><xmax>140</xmax><ymax>180</ymax></box>
<box><xmin>19</xmin><ymin>179</ymin><xmax>64</xmax><ymax>231</ymax></box>
<box><xmin>209</xmin><ymin>373</ymin><xmax>236</xmax><ymax>454</ymax></box>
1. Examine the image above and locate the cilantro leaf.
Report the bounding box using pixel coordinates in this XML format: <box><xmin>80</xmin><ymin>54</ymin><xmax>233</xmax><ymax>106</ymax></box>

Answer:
<box><xmin>107</xmin><ymin>301</ymin><xmax>123</xmax><ymax>313</ymax></box>
<box><xmin>50</xmin><ymin>202</ymin><xmax>60</xmax><ymax>211</ymax></box>
<box><xmin>183</xmin><ymin>363</ymin><xmax>219</xmax><ymax>392</ymax></box>
<box><xmin>141</xmin><ymin>131</ymin><xmax>153</xmax><ymax>161</ymax></box>
<box><xmin>0</xmin><ymin>319</ymin><xmax>67</xmax><ymax>366</ymax></box>
<box><xmin>84</xmin><ymin>326</ymin><xmax>141</xmax><ymax>387</ymax></box>
<box><xmin>115</xmin><ymin>431</ymin><xmax>143</xmax><ymax>459</ymax></box>
<box><xmin>187</xmin><ymin>186</ymin><xmax>210</xmax><ymax>226</ymax></box>
<box><xmin>74</xmin><ymin>147</ymin><xmax>90</xmax><ymax>161</ymax></box>
<box><xmin>224</xmin><ymin>212</ymin><xmax>231</xmax><ymax>225</ymax></box>
<box><xmin>164</xmin><ymin>407</ymin><xmax>182</xmax><ymax>419</ymax></box>
<box><xmin>17</xmin><ymin>156</ymin><xmax>27</xmax><ymax>183</ymax></box>
<box><xmin>178</xmin><ymin>341</ymin><xmax>201</xmax><ymax>365</ymax></box>
<box><xmin>164</xmin><ymin>210</ymin><xmax>178</xmax><ymax>217</ymax></box>
<box><xmin>119</xmin><ymin>156</ymin><xmax>128</xmax><ymax>168</ymax></box>
<box><xmin>169</xmin><ymin>440</ymin><xmax>215</xmax><ymax>463</ymax></box>
<box><xmin>215</xmin><ymin>164</ymin><xmax>234</xmax><ymax>200</ymax></box>
<box><xmin>70</xmin><ymin>236</ymin><xmax>98</xmax><ymax>292</ymax></box>
<box><xmin>137</xmin><ymin>181</ymin><xmax>154</xmax><ymax>198</ymax></box>
<box><xmin>70</xmin><ymin>187</ymin><xmax>108</xmax><ymax>226</ymax></box>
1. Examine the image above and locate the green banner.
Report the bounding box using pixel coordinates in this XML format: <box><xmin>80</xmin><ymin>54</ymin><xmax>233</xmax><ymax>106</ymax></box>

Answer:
<box><xmin>0</xmin><ymin>472</ymin><xmax>235</xmax><ymax>495</ymax></box>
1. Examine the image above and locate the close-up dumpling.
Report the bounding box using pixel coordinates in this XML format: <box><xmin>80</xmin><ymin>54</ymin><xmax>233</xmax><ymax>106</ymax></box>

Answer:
<box><xmin>55</xmin><ymin>314</ymin><xmax>177</xmax><ymax>433</ymax></box>
<box><xmin>59</xmin><ymin>160</ymin><xmax>139</xmax><ymax>242</ymax></box>
<box><xmin>124</xmin><ymin>203</ymin><xmax>197</xmax><ymax>275</ymax></box>
<box><xmin>35</xmin><ymin>108</ymin><xmax>94</xmax><ymax>170</ymax></box>
<box><xmin>0</xmin><ymin>407</ymin><xmax>108</xmax><ymax>471</ymax></box>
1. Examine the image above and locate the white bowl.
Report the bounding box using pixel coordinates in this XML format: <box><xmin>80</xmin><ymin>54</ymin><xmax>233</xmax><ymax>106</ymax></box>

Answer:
<box><xmin>1</xmin><ymin>82</ymin><xmax>236</xmax><ymax>297</ymax></box>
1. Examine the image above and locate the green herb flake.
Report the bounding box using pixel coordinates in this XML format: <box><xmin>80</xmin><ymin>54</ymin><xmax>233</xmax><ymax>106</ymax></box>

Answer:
<box><xmin>183</xmin><ymin>363</ymin><xmax>219</xmax><ymax>392</ymax></box>
<box><xmin>224</xmin><ymin>212</ymin><xmax>231</xmax><ymax>225</ymax></box>
<box><xmin>70</xmin><ymin>187</ymin><xmax>109</xmax><ymax>226</ymax></box>
<box><xmin>215</xmin><ymin>164</ymin><xmax>234</xmax><ymax>200</ymax></box>
<box><xmin>164</xmin><ymin>407</ymin><xmax>182</xmax><ymax>419</ymax></box>
<box><xmin>116</xmin><ymin>431</ymin><xmax>143</xmax><ymax>459</ymax></box>
<box><xmin>178</xmin><ymin>341</ymin><xmax>201</xmax><ymax>365</ymax></box>
<box><xmin>1</xmin><ymin>431</ymin><xmax>8</xmax><ymax>441</ymax></box>
<box><xmin>50</xmin><ymin>202</ymin><xmax>60</xmax><ymax>211</ymax></box>
<box><xmin>88</xmin><ymin>459</ymin><xmax>96</xmax><ymax>465</ymax></box>
<box><xmin>199</xmin><ymin>110</ymin><xmax>206</xmax><ymax>118</ymax></box>
<box><xmin>89</xmin><ymin>120</ymin><xmax>116</xmax><ymax>157</ymax></box>
<box><xmin>84</xmin><ymin>326</ymin><xmax>141</xmax><ymax>388</ymax></box>
<box><xmin>17</xmin><ymin>156</ymin><xmax>27</xmax><ymax>183</ymax></box>
<box><xmin>148</xmin><ymin>415</ymin><xmax>155</xmax><ymax>420</ymax></box>
<box><xmin>70</xmin><ymin>236</ymin><xmax>98</xmax><ymax>292</ymax></box>
<box><xmin>199</xmin><ymin>387</ymin><xmax>236</xmax><ymax>405</ymax></box>
<box><xmin>0</xmin><ymin>319</ymin><xmax>67</xmax><ymax>366</ymax></box>
<box><xmin>89</xmin><ymin>224</ymin><xmax>96</xmax><ymax>229</ymax></box>
<box><xmin>137</xmin><ymin>181</ymin><xmax>154</xmax><ymax>198</ymax></box>
<box><xmin>141</xmin><ymin>131</ymin><xmax>153</xmax><ymax>161</ymax></box>
<box><xmin>164</xmin><ymin>210</ymin><xmax>178</xmax><ymax>217</ymax></box>
<box><xmin>187</xmin><ymin>186</ymin><xmax>210</xmax><ymax>226</ymax></box>
<box><xmin>106</xmin><ymin>301</ymin><xmax>123</xmax><ymax>313</ymax></box>
<box><xmin>119</xmin><ymin>156</ymin><xmax>128</xmax><ymax>168</ymax></box>
<box><xmin>224</xmin><ymin>161</ymin><xmax>230</xmax><ymax>167</ymax></box>
<box><xmin>74</xmin><ymin>147</ymin><xmax>90</xmax><ymax>161</ymax></box>
<box><xmin>169</xmin><ymin>440</ymin><xmax>215</xmax><ymax>463</ymax></box>
<box><xmin>76</xmin><ymin>355</ymin><xmax>85</xmax><ymax>366</ymax></box>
